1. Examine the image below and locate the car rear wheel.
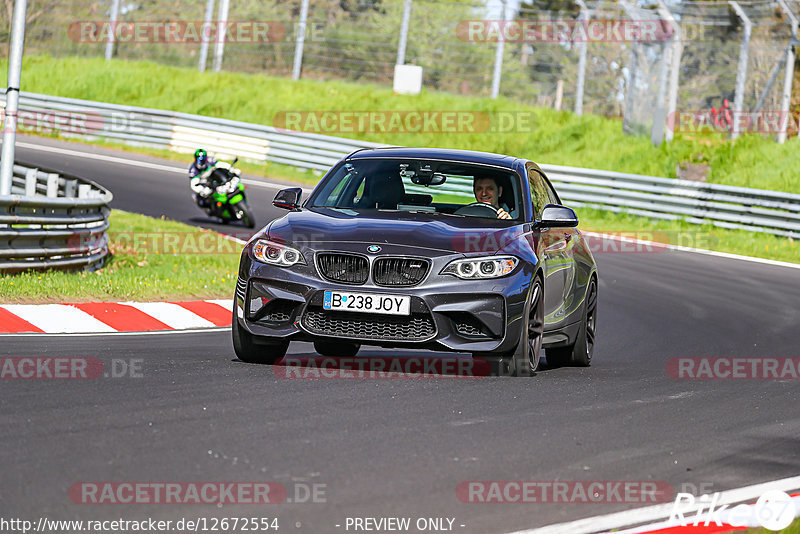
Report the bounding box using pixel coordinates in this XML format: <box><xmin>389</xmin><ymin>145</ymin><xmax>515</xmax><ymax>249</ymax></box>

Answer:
<box><xmin>546</xmin><ymin>276</ymin><xmax>597</xmax><ymax>368</ymax></box>
<box><xmin>313</xmin><ymin>340</ymin><xmax>361</xmax><ymax>358</ymax></box>
<box><xmin>232</xmin><ymin>309</ymin><xmax>289</xmax><ymax>364</ymax></box>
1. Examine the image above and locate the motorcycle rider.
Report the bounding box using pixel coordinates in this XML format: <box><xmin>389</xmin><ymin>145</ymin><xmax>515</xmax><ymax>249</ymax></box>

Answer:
<box><xmin>189</xmin><ymin>148</ymin><xmax>218</xmax><ymax>208</ymax></box>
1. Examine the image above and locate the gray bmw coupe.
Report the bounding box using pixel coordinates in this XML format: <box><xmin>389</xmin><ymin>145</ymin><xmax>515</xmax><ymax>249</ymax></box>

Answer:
<box><xmin>233</xmin><ymin>147</ymin><xmax>597</xmax><ymax>376</ymax></box>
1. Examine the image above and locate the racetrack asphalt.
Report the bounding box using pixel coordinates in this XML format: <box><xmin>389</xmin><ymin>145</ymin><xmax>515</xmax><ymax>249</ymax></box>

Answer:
<box><xmin>2</xmin><ymin>136</ymin><xmax>800</xmax><ymax>533</ymax></box>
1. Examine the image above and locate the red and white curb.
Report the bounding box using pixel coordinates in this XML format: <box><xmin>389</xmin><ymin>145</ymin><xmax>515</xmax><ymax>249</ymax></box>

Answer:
<box><xmin>0</xmin><ymin>300</ymin><xmax>232</xmax><ymax>334</ymax></box>
<box><xmin>511</xmin><ymin>475</ymin><xmax>800</xmax><ymax>534</ymax></box>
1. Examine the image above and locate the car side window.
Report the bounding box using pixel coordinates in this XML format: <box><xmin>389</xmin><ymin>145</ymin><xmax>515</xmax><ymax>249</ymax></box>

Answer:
<box><xmin>544</xmin><ymin>178</ymin><xmax>560</xmax><ymax>205</ymax></box>
<box><xmin>322</xmin><ymin>171</ymin><xmax>351</xmax><ymax>205</ymax></box>
<box><xmin>526</xmin><ymin>165</ymin><xmax>550</xmax><ymax>220</ymax></box>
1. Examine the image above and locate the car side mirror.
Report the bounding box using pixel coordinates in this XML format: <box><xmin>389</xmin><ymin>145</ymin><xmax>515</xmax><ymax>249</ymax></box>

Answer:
<box><xmin>273</xmin><ymin>188</ymin><xmax>302</xmax><ymax>210</ymax></box>
<box><xmin>538</xmin><ymin>204</ymin><xmax>578</xmax><ymax>228</ymax></box>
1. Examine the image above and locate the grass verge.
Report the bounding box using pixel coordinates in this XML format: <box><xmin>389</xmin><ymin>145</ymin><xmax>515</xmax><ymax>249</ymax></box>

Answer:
<box><xmin>577</xmin><ymin>207</ymin><xmax>799</xmax><ymax>264</ymax></box>
<box><xmin>5</xmin><ymin>55</ymin><xmax>800</xmax><ymax>193</ymax></box>
<box><xmin>0</xmin><ymin>210</ymin><xmax>241</xmax><ymax>304</ymax></box>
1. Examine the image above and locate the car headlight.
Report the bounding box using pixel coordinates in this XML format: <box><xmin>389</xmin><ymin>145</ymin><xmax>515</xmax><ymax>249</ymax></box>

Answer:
<box><xmin>441</xmin><ymin>255</ymin><xmax>518</xmax><ymax>279</ymax></box>
<box><xmin>252</xmin><ymin>239</ymin><xmax>306</xmax><ymax>267</ymax></box>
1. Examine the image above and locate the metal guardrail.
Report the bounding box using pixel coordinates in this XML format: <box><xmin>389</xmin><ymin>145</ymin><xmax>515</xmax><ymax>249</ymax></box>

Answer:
<box><xmin>3</xmin><ymin>91</ymin><xmax>799</xmax><ymax>240</ymax></box>
<box><xmin>0</xmin><ymin>162</ymin><xmax>112</xmax><ymax>272</ymax></box>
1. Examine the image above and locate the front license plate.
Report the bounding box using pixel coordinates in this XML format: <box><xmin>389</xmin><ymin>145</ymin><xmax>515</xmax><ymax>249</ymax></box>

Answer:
<box><xmin>323</xmin><ymin>290</ymin><xmax>411</xmax><ymax>316</ymax></box>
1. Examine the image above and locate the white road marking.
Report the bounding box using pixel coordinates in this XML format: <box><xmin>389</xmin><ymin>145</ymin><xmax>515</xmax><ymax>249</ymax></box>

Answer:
<box><xmin>123</xmin><ymin>302</ymin><xmax>216</xmax><ymax>329</ymax></box>
<box><xmin>0</xmin><ymin>304</ymin><xmax>116</xmax><ymax>333</ymax></box>
<box><xmin>17</xmin><ymin>141</ymin><xmax>186</xmax><ymax>173</ymax></box>
<box><xmin>510</xmin><ymin>474</ymin><xmax>800</xmax><ymax>534</ymax></box>
<box><xmin>15</xmin><ymin>140</ymin><xmax>311</xmax><ymax>193</ymax></box>
<box><xmin>582</xmin><ymin>231</ymin><xmax>800</xmax><ymax>271</ymax></box>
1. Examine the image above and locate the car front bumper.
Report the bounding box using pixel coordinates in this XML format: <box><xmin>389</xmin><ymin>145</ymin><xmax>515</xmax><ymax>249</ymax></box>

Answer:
<box><xmin>235</xmin><ymin>258</ymin><xmax>535</xmax><ymax>354</ymax></box>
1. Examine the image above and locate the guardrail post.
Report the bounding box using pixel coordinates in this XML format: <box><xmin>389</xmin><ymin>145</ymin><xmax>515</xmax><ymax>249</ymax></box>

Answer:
<box><xmin>776</xmin><ymin>0</ymin><xmax>797</xmax><ymax>144</ymax></box>
<box><xmin>490</xmin><ymin>0</ymin><xmax>509</xmax><ymax>99</ymax></box>
<box><xmin>198</xmin><ymin>0</ymin><xmax>215</xmax><ymax>72</ymax></box>
<box><xmin>46</xmin><ymin>173</ymin><xmax>59</xmax><ymax>197</ymax></box>
<box><xmin>657</xmin><ymin>0</ymin><xmax>681</xmax><ymax>143</ymax></box>
<box><xmin>292</xmin><ymin>0</ymin><xmax>310</xmax><ymax>80</ymax></box>
<box><xmin>619</xmin><ymin>0</ymin><xmax>641</xmax><ymax>135</ymax></box>
<box><xmin>65</xmin><ymin>179</ymin><xmax>77</xmax><ymax>198</ymax></box>
<box><xmin>396</xmin><ymin>0</ymin><xmax>412</xmax><ymax>66</ymax></box>
<box><xmin>212</xmin><ymin>0</ymin><xmax>230</xmax><ymax>72</ymax></box>
<box><xmin>104</xmin><ymin>0</ymin><xmax>121</xmax><ymax>60</ymax></box>
<box><xmin>24</xmin><ymin>168</ymin><xmax>36</xmax><ymax>196</ymax></box>
<box><xmin>729</xmin><ymin>1</ymin><xmax>751</xmax><ymax>141</ymax></box>
<box><xmin>574</xmin><ymin>0</ymin><xmax>590</xmax><ymax>116</ymax></box>
<box><xmin>651</xmin><ymin>1</ymin><xmax>675</xmax><ymax>145</ymax></box>
<box><xmin>0</xmin><ymin>0</ymin><xmax>27</xmax><ymax>196</ymax></box>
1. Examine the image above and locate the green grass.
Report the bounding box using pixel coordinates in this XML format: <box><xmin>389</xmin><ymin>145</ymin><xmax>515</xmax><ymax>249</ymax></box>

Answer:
<box><xmin>0</xmin><ymin>210</ymin><xmax>241</xmax><ymax>303</ymax></box>
<box><xmin>577</xmin><ymin>207</ymin><xmax>799</xmax><ymax>264</ymax></box>
<box><xmin>6</xmin><ymin>55</ymin><xmax>800</xmax><ymax>194</ymax></box>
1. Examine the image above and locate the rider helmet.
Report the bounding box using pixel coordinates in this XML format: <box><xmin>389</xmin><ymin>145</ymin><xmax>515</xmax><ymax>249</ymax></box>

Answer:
<box><xmin>194</xmin><ymin>148</ymin><xmax>209</xmax><ymax>169</ymax></box>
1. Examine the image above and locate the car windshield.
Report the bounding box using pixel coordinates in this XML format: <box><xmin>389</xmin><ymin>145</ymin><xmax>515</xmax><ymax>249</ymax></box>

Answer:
<box><xmin>310</xmin><ymin>158</ymin><xmax>523</xmax><ymax>220</ymax></box>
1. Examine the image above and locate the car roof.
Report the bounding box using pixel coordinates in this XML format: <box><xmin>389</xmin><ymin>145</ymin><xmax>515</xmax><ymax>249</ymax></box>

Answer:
<box><xmin>346</xmin><ymin>147</ymin><xmax>523</xmax><ymax>169</ymax></box>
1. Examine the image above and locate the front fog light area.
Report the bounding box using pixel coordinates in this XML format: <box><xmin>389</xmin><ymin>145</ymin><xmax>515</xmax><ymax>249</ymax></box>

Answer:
<box><xmin>441</xmin><ymin>256</ymin><xmax>518</xmax><ymax>279</ymax></box>
<box><xmin>253</xmin><ymin>239</ymin><xmax>306</xmax><ymax>267</ymax></box>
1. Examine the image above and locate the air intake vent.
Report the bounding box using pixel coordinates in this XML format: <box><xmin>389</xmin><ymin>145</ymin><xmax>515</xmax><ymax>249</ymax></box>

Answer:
<box><xmin>302</xmin><ymin>310</ymin><xmax>435</xmax><ymax>341</ymax></box>
<box><xmin>235</xmin><ymin>277</ymin><xmax>247</xmax><ymax>300</ymax></box>
<box><xmin>373</xmin><ymin>257</ymin><xmax>430</xmax><ymax>286</ymax></box>
<box><xmin>317</xmin><ymin>253</ymin><xmax>369</xmax><ymax>284</ymax></box>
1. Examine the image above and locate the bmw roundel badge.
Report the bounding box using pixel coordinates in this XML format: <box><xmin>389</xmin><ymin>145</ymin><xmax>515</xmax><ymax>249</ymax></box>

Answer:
<box><xmin>367</xmin><ymin>245</ymin><xmax>381</xmax><ymax>253</ymax></box>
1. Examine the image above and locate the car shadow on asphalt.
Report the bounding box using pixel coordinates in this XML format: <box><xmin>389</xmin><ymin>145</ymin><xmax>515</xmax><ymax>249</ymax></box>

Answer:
<box><xmin>230</xmin><ymin>349</ymin><xmax>570</xmax><ymax>378</ymax></box>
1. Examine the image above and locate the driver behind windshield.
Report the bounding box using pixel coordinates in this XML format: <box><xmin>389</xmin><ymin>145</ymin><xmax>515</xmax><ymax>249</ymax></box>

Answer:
<box><xmin>473</xmin><ymin>176</ymin><xmax>511</xmax><ymax>220</ymax></box>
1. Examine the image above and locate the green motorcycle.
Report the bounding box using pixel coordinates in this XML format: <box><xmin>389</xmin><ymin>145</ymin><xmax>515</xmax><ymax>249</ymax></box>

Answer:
<box><xmin>200</xmin><ymin>159</ymin><xmax>255</xmax><ymax>229</ymax></box>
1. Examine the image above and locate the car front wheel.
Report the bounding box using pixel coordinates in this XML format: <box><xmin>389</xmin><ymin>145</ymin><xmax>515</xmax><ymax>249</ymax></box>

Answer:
<box><xmin>475</xmin><ymin>275</ymin><xmax>543</xmax><ymax>377</ymax></box>
<box><xmin>232</xmin><ymin>309</ymin><xmax>289</xmax><ymax>364</ymax></box>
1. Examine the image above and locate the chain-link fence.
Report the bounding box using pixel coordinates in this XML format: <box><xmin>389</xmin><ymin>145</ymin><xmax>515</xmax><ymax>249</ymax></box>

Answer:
<box><xmin>3</xmin><ymin>0</ymin><xmax>799</xmax><ymax>143</ymax></box>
